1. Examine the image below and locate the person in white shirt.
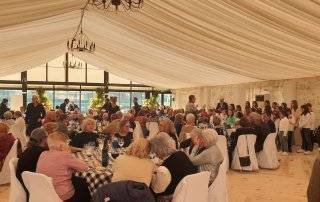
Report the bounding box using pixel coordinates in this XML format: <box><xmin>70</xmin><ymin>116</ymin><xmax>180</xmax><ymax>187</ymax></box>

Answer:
<box><xmin>287</xmin><ymin>110</ymin><xmax>296</xmax><ymax>153</ymax></box>
<box><xmin>278</xmin><ymin>110</ymin><xmax>290</xmax><ymax>155</ymax></box>
<box><xmin>306</xmin><ymin>103</ymin><xmax>316</xmax><ymax>144</ymax></box>
<box><xmin>298</xmin><ymin>105</ymin><xmax>313</xmax><ymax>155</ymax></box>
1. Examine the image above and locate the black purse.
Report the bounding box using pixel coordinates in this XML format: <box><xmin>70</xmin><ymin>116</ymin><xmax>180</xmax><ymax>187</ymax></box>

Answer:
<box><xmin>237</xmin><ymin>135</ymin><xmax>251</xmax><ymax>168</ymax></box>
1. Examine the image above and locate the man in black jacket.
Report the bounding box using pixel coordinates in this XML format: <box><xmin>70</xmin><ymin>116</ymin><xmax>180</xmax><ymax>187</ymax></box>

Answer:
<box><xmin>0</xmin><ymin>98</ymin><xmax>10</xmax><ymax>119</ymax></box>
<box><xmin>59</xmin><ymin>98</ymin><xmax>69</xmax><ymax>113</ymax></box>
<box><xmin>25</xmin><ymin>96</ymin><xmax>46</xmax><ymax>136</ymax></box>
<box><xmin>216</xmin><ymin>98</ymin><xmax>228</xmax><ymax>113</ymax></box>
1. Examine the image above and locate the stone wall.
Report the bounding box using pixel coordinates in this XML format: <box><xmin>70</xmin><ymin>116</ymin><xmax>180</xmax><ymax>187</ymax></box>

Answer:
<box><xmin>172</xmin><ymin>76</ymin><xmax>320</xmax><ymax>125</ymax></box>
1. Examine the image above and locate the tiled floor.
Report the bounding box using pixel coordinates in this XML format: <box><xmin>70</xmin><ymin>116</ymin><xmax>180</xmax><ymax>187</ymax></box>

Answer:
<box><xmin>0</xmin><ymin>148</ymin><xmax>317</xmax><ymax>202</ymax></box>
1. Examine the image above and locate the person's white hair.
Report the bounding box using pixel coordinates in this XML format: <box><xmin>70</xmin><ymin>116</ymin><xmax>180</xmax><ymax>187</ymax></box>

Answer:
<box><xmin>186</xmin><ymin>113</ymin><xmax>195</xmax><ymax>124</ymax></box>
<box><xmin>80</xmin><ymin>118</ymin><xmax>96</xmax><ymax>132</ymax></box>
<box><xmin>3</xmin><ymin>111</ymin><xmax>13</xmax><ymax>120</ymax></box>
<box><xmin>150</xmin><ymin>132</ymin><xmax>176</xmax><ymax>159</ymax></box>
<box><xmin>199</xmin><ymin>129</ymin><xmax>219</xmax><ymax>147</ymax></box>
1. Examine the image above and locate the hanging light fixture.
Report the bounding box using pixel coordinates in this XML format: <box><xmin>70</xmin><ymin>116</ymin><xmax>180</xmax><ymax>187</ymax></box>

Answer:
<box><xmin>90</xmin><ymin>0</ymin><xmax>143</xmax><ymax>12</ymax></box>
<box><xmin>67</xmin><ymin>1</ymin><xmax>95</xmax><ymax>53</ymax></box>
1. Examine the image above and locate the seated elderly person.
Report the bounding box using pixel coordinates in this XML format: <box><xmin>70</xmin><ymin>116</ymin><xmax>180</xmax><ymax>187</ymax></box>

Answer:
<box><xmin>70</xmin><ymin>118</ymin><xmax>98</xmax><ymax>148</ymax></box>
<box><xmin>228</xmin><ymin>117</ymin><xmax>255</xmax><ymax>166</ymax></box>
<box><xmin>249</xmin><ymin>112</ymin><xmax>270</xmax><ymax>152</ymax></box>
<box><xmin>189</xmin><ymin>129</ymin><xmax>223</xmax><ymax>185</ymax></box>
<box><xmin>43</xmin><ymin>110</ymin><xmax>57</xmax><ymax>124</ymax></box>
<box><xmin>3</xmin><ymin>111</ymin><xmax>15</xmax><ymax>126</ymax></box>
<box><xmin>112</xmin><ymin>138</ymin><xmax>155</xmax><ymax>186</ymax></box>
<box><xmin>211</xmin><ymin>115</ymin><xmax>224</xmax><ymax>136</ymax></box>
<box><xmin>0</xmin><ymin>122</ymin><xmax>15</xmax><ymax>170</ymax></box>
<box><xmin>180</xmin><ymin>128</ymin><xmax>202</xmax><ymax>155</ymax></box>
<box><xmin>16</xmin><ymin>128</ymin><xmax>48</xmax><ymax>198</ymax></box>
<box><xmin>178</xmin><ymin>113</ymin><xmax>196</xmax><ymax>143</ymax></box>
<box><xmin>174</xmin><ymin>113</ymin><xmax>184</xmax><ymax>136</ymax></box>
<box><xmin>150</xmin><ymin>132</ymin><xmax>196</xmax><ymax>199</ymax></box>
<box><xmin>159</xmin><ymin>118</ymin><xmax>179</xmax><ymax>149</ymax></box>
<box><xmin>113</xmin><ymin>119</ymin><xmax>134</xmax><ymax>148</ymax></box>
<box><xmin>37</xmin><ymin>132</ymin><xmax>90</xmax><ymax>202</ymax></box>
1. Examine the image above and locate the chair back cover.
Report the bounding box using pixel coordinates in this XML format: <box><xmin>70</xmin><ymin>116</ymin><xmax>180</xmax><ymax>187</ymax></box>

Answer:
<box><xmin>231</xmin><ymin>135</ymin><xmax>259</xmax><ymax>171</ymax></box>
<box><xmin>257</xmin><ymin>133</ymin><xmax>279</xmax><ymax>169</ymax></box>
<box><xmin>172</xmin><ymin>171</ymin><xmax>210</xmax><ymax>202</ymax></box>
<box><xmin>133</xmin><ymin>121</ymin><xmax>144</xmax><ymax>139</ymax></box>
<box><xmin>9</xmin><ymin>158</ymin><xmax>27</xmax><ymax>202</ymax></box>
<box><xmin>216</xmin><ymin>135</ymin><xmax>229</xmax><ymax>170</ymax></box>
<box><xmin>146</xmin><ymin>122</ymin><xmax>159</xmax><ymax>139</ymax></box>
<box><xmin>10</xmin><ymin>124</ymin><xmax>27</xmax><ymax>150</ymax></box>
<box><xmin>208</xmin><ymin>159</ymin><xmax>228</xmax><ymax>202</ymax></box>
<box><xmin>0</xmin><ymin>139</ymin><xmax>18</xmax><ymax>185</ymax></box>
<box><xmin>22</xmin><ymin>171</ymin><xmax>62</xmax><ymax>202</ymax></box>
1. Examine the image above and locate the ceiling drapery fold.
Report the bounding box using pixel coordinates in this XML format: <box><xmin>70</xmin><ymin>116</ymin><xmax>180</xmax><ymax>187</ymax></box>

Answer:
<box><xmin>1</xmin><ymin>0</ymin><xmax>320</xmax><ymax>88</ymax></box>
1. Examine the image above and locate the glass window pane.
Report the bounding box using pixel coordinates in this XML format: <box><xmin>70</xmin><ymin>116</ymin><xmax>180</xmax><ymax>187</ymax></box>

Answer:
<box><xmin>109</xmin><ymin>73</ymin><xmax>130</xmax><ymax>84</ymax></box>
<box><xmin>131</xmin><ymin>92</ymin><xmax>145</xmax><ymax>105</ymax></box>
<box><xmin>81</xmin><ymin>91</ymin><xmax>95</xmax><ymax>113</ymax></box>
<box><xmin>119</xmin><ymin>92</ymin><xmax>131</xmax><ymax>112</ymax></box>
<box><xmin>27</xmin><ymin>65</ymin><xmax>46</xmax><ymax>81</ymax></box>
<box><xmin>0</xmin><ymin>90</ymin><xmax>22</xmax><ymax>109</ymax></box>
<box><xmin>69</xmin><ymin>68</ymin><xmax>85</xmax><ymax>82</ymax></box>
<box><xmin>164</xmin><ymin>94</ymin><xmax>172</xmax><ymax>106</ymax></box>
<box><xmin>0</xmin><ymin>73</ymin><xmax>21</xmax><ymax>81</ymax></box>
<box><xmin>87</xmin><ymin>64</ymin><xmax>104</xmax><ymax>83</ymax></box>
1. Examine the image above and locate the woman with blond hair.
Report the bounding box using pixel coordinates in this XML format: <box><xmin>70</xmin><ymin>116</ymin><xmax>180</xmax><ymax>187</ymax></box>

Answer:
<box><xmin>112</xmin><ymin>138</ymin><xmax>155</xmax><ymax>186</ymax></box>
<box><xmin>70</xmin><ymin>118</ymin><xmax>98</xmax><ymax>148</ymax></box>
<box><xmin>113</xmin><ymin>119</ymin><xmax>134</xmax><ymax>148</ymax></box>
<box><xmin>159</xmin><ymin>118</ymin><xmax>178</xmax><ymax>148</ymax></box>
<box><xmin>37</xmin><ymin>132</ymin><xmax>90</xmax><ymax>202</ymax></box>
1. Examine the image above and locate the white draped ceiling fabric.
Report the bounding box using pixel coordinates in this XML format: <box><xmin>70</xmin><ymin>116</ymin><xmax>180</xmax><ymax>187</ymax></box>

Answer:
<box><xmin>1</xmin><ymin>0</ymin><xmax>320</xmax><ymax>89</ymax></box>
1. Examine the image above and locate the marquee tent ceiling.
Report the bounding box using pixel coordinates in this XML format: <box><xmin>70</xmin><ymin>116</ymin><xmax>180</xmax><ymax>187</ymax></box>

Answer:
<box><xmin>1</xmin><ymin>0</ymin><xmax>320</xmax><ymax>89</ymax></box>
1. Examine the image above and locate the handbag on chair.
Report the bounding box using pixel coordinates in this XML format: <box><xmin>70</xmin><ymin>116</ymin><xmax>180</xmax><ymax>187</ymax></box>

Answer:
<box><xmin>236</xmin><ymin>135</ymin><xmax>251</xmax><ymax>168</ymax></box>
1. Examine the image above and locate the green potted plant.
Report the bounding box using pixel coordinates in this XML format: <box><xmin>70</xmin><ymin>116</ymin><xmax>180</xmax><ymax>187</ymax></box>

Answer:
<box><xmin>35</xmin><ymin>87</ymin><xmax>52</xmax><ymax>109</ymax></box>
<box><xmin>90</xmin><ymin>87</ymin><xmax>106</xmax><ymax>109</ymax></box>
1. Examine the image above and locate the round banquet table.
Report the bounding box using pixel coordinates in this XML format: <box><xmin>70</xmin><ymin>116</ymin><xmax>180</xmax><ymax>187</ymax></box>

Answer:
<box><xmin>74</xmin><ymin>151</ymin><xmax>114</xmax><ymax>196</ymax></box>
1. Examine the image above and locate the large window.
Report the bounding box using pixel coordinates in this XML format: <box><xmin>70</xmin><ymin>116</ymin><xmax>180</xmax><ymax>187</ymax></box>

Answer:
<box><xmin>81</xmin><ymin>91</ymin><xmax>95</xmax><ymax>113</ymax></box>
<box><xmin>163</xmin><ymin>94</ymin><xmax>172</xmax><ymax>106</ymax></box>
<box><xmin>0</xmin><ymin>90</ymin><xmax>22</xmax><ymax>109</ymax></box>
<box><xmin>131</xmin><ymin>92</ymin><xmax>145</xmax><ymax>105</ymax></box>
<box><xmin>27</xmin><ymin>90</ymin><xmax>54</xmax><ymax>108</ymax></box>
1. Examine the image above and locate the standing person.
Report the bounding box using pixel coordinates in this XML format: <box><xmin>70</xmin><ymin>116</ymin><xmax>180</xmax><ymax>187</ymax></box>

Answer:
<box><xmin>278</xmin><ymin>110</ymin><xmax>290</xmax><ymax>155</ymax></box>
<box><xmin>0</xmin><ymin>98</ymin><xmax>10</xmax><ymax>119</ymax></box>
<box><xmin>107</xmin><ymin>97</ymin><xmax>120</xmax><ymax>119</ymax></box>
<box><xmin>185</xmin><ymin>95</ymin><xmax>198</xmax><ymax>115</ymax></box>
<box><xmin>298</xmin><ymin>105</ymin><xmax>313</xmax><ymax>154</ymax></box>
<box><xmin>216</xmin><ymin>98</ymin><xmax>228</xmax><ymax>113</ymax></box>
<box><xmin>251</xmin><ymin>101</ymin><xmax>262</xmax><ymax>114</ymax></box>
<box><xmin>263</xmin><ymin>100</ymin><xmax>272</xmax><ymax>116</ymax></box>
<box><xmin>132</xmin><ymin>97</ymin><xmax>141</xmax><ymax>116</ymax></box>
<box><xmin>59</xmin><ymin>99</ymin><xmax>69</xmax><ymax>113</ymax></box>
<box><xmin>291</xmin><ymin>100</ymin><xmax>301</xmax><ymax>147</ymax></box>
<box><xmin>101</xmin><ymin>97</ymin><xmax>111</xmax><ymax>111</ymax></box>
<box><xmin>306</xmin><ymin>103</ymin><xmax>316</xmax><ymax>145</ymax></box>
<box><xmin>25</xmin><ymin>95</ymin><xmax>46</xmax><ymax>136</ymax></box>
<box><xmin>287</xmin><ymin>110</ymin><xmax>295</xmax><ymax>153</ymax></box>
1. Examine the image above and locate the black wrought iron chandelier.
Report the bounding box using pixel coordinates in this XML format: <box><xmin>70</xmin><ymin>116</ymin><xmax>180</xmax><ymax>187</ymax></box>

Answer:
<box><xmin>67</xmin><ymin>2</ymin><xmax>95</xmax><ymax>53</ymax></box>
<box><xmin>90</xmin><ymin>0</ymin><xmax>143</xmax><ymax>12</ymax></box>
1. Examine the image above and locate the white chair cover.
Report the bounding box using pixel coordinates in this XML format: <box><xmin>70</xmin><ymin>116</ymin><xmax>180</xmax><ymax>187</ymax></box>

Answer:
<box><xmin>208</xmin><ymin>159</ymin><xmax>228</xmax><ymax>202</ymax></box>
<box><xmin>10</xmin><ymin>124</ymin><xmax>27</xmax><ymax>150</ymax></box>
<box><xmin>0</xmin><ymin>139</ymin><xmax>18</xmax><ymax>185</ymax></box>
<box><xmin>216</xmin><ymin>135</ymin><xmax>229</xmax><ymax>170</ymax></box>
<box><xmin>9</xmin><ymin>158</ymin><xmax>27</xmax><ymax>202</ymax></box>
<box><xmin>22</xmin><ymin>171</ymin><xmax>62</xmax><ymax>202</ymax></box>
<box><xmin>231</xmin><ymin>135</ymin><xmax>259</xmax><ymax>171</ymax></box>
<box><xmin>146</xmin><ymin>122</ymin><xmax>159</xmax><ymax>139</ymax></box>
<box><xmin>172</xmin><ymin>171</ymin><xmax>210</xmax><ymax>202</ymax></box>
<box><xmin>257</xmin><ymin>133</ymin><xmax>279</xmax><ymax>169</ymax></box>
<box><xmin>133</xmin><ymin>121</ymin><xmax>144</xmax><ymax>139</ymax></box>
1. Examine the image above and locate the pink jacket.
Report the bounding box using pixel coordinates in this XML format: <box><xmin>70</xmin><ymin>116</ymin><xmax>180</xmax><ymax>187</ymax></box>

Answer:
<box><xmin>36</xmin><ymin>149</ymin><xmax>88</xmax><ymax>200</ymax></box>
